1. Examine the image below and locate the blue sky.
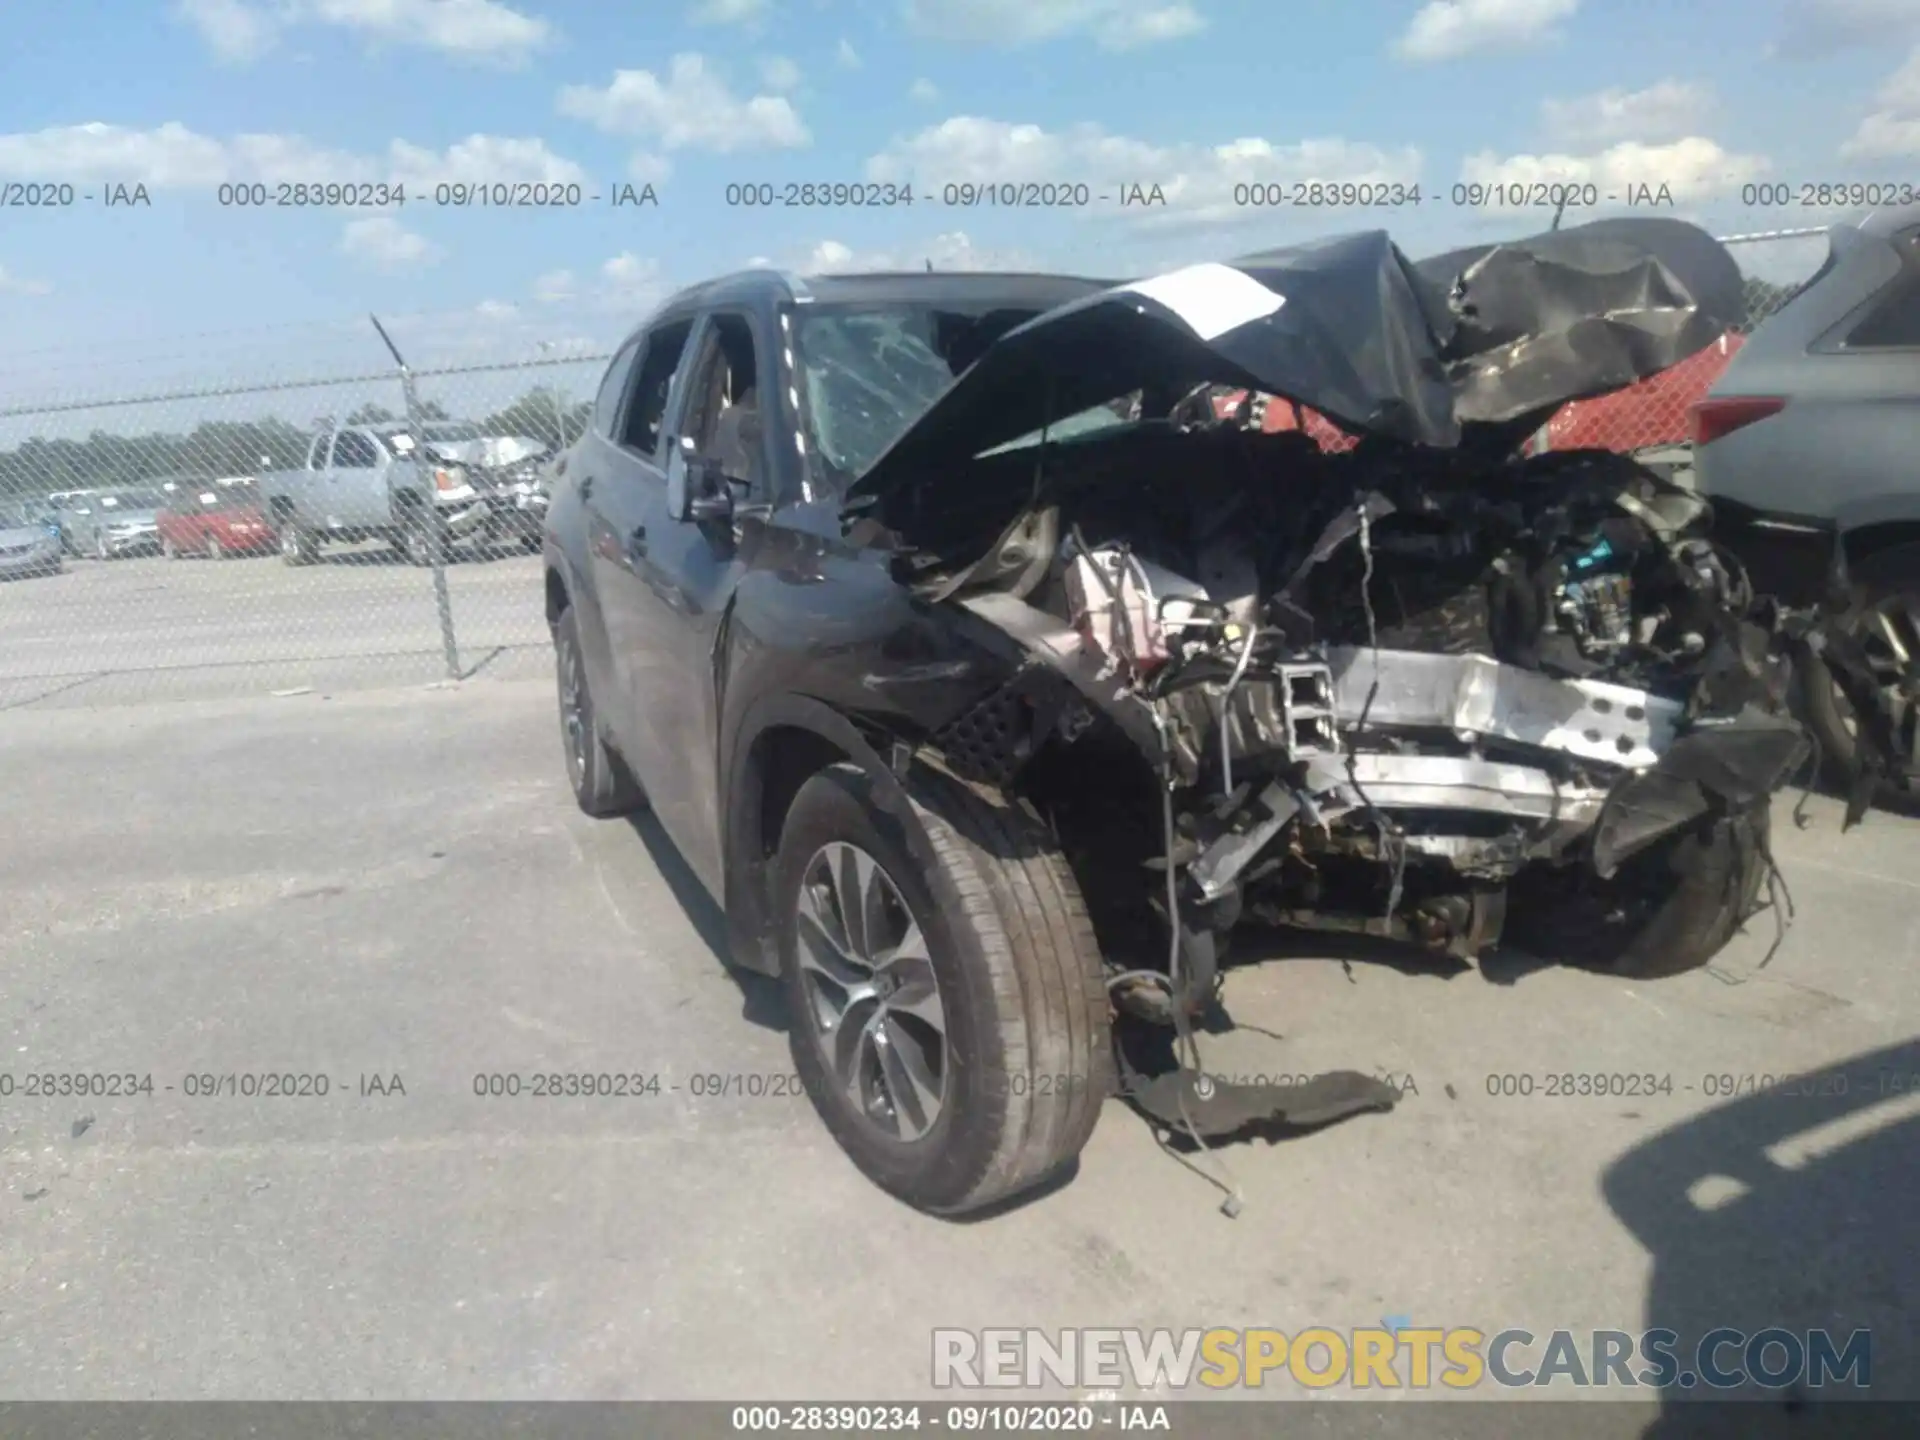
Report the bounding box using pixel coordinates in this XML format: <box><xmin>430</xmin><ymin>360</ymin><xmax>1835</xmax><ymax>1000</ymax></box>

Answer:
<box><xmin>0</xmin><ymin>0</ymin><xmax>1915</xmax><ymax>407</ymax></box>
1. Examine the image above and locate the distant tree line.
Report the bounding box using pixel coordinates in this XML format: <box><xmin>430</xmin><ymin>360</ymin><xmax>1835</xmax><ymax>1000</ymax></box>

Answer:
<box><xmin>0</xmin><ymin>387</ymin><xmax>594</xmax><ymax>503</ymax></box>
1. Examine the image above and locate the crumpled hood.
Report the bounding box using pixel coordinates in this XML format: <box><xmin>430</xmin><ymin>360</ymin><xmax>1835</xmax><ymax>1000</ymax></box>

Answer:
<box><xmin>844</xmin><ymin>215</ymin><xmax>1746</xmax><ymax>508</ymax></box>
<box><xmin>424</xmin><ymin>435</ymin><xmax>547</xmax><ymax>469</ymax></box>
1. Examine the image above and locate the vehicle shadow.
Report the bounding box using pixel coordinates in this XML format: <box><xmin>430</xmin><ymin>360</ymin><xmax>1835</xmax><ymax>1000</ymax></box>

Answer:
<box><xmin>624</xmin><ymin>810</ymin><xmax>786</xmax><ymax>1032</ymax></box>
<box><xmin>1603</xmin><ymin>1036</ymin><xmax>1920</xmax><ymax>1437</ymax></box>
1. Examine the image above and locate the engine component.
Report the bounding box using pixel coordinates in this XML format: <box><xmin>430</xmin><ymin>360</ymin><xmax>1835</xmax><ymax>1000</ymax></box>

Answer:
<box><xmin>1554</xmin><ymin>536</ymin><xmax>1634</xmax><ymax>656</ymax></box>
<box><xmin>1063</xmin><ymin>543</ymin><xmax>1211</xmax><ymax>675</ymax></box>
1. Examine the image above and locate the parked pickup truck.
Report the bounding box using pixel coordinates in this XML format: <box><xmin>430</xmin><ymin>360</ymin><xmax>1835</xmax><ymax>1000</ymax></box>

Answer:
<box><xmin>258</xmin><ymin>420</ymin><xmax>537</xmax><ymax>566</ymax></box>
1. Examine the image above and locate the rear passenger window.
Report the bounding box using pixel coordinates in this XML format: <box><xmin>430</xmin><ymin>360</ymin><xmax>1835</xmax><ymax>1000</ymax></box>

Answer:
<box><xmin>1848</xmin><ymin>272</ymin><xmax>1920</xmax><ymax>347</ymax></box>
<box><xmin>593</xmin><ymin>340</ymin><xmax>642</xmax><ymax>439</ymax></box>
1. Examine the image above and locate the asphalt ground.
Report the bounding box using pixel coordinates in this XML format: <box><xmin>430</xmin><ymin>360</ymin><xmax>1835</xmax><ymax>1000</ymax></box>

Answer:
<box><xmin>0</xmin><ymin>549</ymin><xmax>1914</xmax><ymax>1425</ymax></box>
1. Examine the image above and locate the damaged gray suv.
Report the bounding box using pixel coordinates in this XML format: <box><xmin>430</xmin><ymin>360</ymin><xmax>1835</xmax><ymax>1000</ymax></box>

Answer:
<box><xmin>543</xmin><ymin>218</ymin><xmax>1845</xmax><ymax>1216</ymax></box>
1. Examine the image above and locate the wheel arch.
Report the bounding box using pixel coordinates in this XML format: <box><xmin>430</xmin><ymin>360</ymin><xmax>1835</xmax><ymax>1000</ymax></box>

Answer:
<box><xmin>721</xmin><ymin>695</ymin><xmax>930</xmax><ymax>977</ymax></box>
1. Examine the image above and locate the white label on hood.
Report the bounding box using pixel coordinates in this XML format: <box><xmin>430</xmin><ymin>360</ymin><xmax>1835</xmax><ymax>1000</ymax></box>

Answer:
<box><xmin>1122</xmin><ymin>263</ymin><xmax>1284</xmax><ymax>342</ymax></box>
<box><xmin>390</xmin><ymin>434</ymin><xmax>415</xmax><ymax>453</ymax></box>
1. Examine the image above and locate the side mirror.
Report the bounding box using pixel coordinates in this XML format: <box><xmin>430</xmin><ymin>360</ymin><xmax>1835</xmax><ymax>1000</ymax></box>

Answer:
<box><xmin>667</xmin><ymin>436</ymin><xmax>734</xmax><ymax>523</ymax></box>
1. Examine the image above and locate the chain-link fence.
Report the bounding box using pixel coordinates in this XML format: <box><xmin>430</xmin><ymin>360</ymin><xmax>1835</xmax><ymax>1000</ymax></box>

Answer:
<box><xmin>1538</xmin><ymin>228</ymin><xmax>1830</xmax><ymax>468</ymax></box>
<box><xmin>0</xmin><ymin>346</ymin><xmax>611</xmax><ymax>708</ymax></box>
<box><xmin>0</xmin><ymin>229</ymin><xmax>1836</xmax><ymax>710</ymax></box>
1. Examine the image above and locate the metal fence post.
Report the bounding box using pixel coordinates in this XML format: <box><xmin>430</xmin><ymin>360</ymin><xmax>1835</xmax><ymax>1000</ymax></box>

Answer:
<box><xmin>370</xmin><ymin>314</ymin><xmax>460</xmax><ymax>681</ymax></box>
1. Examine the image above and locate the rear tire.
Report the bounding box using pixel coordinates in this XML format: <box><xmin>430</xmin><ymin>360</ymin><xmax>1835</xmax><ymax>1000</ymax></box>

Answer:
<box><xmin>774</xmin><ymin>761</ymin><xmax>1112</xmax><ymax>1216</ymax></box>
<box><xmin>553</xmin><ymin>606</ymin><xmax>645</xmax><ymax>818</ymax></box>
<box><xmin>401</xmin><ymin>510</ymin><xmax>448</xmax><ymax>567</ymax></box>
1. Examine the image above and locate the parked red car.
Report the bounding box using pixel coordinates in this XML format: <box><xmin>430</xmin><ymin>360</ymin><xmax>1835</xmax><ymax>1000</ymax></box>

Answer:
<box><xmin>1210</xmin><ymin>389</ymin><xmax>1357</xmax><ymax>449</ymax></box>
<box><xmin>157</xmin><ymin>479</ymin><xmax>276</xmax><ymax>559</ymax></box>
<box><xmin>1546</xmin><ymin>331</ymin><xmax>1744</xmax><ymax>453</ymax></box>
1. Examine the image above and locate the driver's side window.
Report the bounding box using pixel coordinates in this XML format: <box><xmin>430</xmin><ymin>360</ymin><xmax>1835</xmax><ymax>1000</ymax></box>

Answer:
<box><xmin>682</xmin><ymin>313</ymin><xmax>764</xmax><ymax>490</ymax></box>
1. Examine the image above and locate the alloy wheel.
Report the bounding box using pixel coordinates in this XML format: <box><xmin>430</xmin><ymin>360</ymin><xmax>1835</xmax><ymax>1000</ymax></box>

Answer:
<box><xmin>557</xmin><ymin>632</ymin><xmax>588</xmax><ymax>785</ymax></box>
<box><xmin>793</xmin><ymin>842</ymin><xmax>949</xmax><ymax>1142</ymax></box>
<box><xmin>1834</xmin><ymin>590</ymin><xmax>1920</xmax><ymax>775</ymax></box>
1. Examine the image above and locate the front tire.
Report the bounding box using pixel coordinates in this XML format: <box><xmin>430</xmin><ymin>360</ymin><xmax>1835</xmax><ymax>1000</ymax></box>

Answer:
<box><xmin>279</xmin><ymin>521</ymin><xmax>318</xmax><ymax>566</ymax></box>
<box><xmin>1794</xmin><ymin>542</ymin><xmax>1920</xmax><ymax>800</ymax></box>
<box><xmin>774</xmin><ymin>762</ymin><xmax>1112</xmax><ymax>1216</ymax></box>
<box><xmin>1513</xmin><ymin>803</ymin><xmax>1772</xmax><ymax>979</ymax></box>
<box><xmin>553</xmin><ymin>607</ymin><xmax>645</xmax><ymax>818</ymax></box>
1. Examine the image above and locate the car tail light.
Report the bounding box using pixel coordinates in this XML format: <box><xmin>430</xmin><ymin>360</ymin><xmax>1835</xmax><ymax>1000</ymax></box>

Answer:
<box><xmin>433</xmin><ymin>467</ymin><xmax>461</xmax><ymax>492</ymax></box>
<box><xmin>1690</xmin><ymin>396</ymin><xmax>1785</xmax><ymax>446</ymax></box>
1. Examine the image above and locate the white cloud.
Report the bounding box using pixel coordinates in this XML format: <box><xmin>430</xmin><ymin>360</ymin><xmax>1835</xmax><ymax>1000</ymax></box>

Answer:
<box><xmin>339</xmin><ymin>216</ymin><xmax>442</xmax><ymax>268</ymax></box>
<box><xmin>837</xmin><ymin>38</ymin><xmax>861</xmax><ymax>67</ymax></box>
<box><xmin>473</xmin><ymin>298</ymin><xmax>519</xmax><ymax>320</ymax></box>
<box><xmin>1841</xmin><ymin>45</ymin><xmax>1920</xmax><ymax>157</ymax></box>
<box><xmin>0</xmin><ymin>264</ymin><xmax>53</xmax><ymax>296</ymax></box>
<box><xmin>1394</xmin><ymin>0</ymin><xmax>1578</xmax><ymax>62</ymax></box>
<box><xmin>0</xmin><ymin>123</ymin><xmax>586</xmax><ymax>191</ymax></box>
<box><xmin>690</xmin><ymin>0</ymin><xmax>766</xmax><ymax>22</ymax></box>
<box><xmin>601</xmin><ymin>252</ymin><xmax>670</xmax><ymax>310</ymax></box>
<box><xmin>172</xmin><ymin>0</ymin><xmax>278</xmax><ymax>62</ymax></box>
<box><xmin>1458</xmin><ymin>136</ymin><xmax>1770</xmax><ymax>208</ymax></box>
<box><xmin>1781</xmin><ymin>0</ymin><xmax>1920</xmax><ymax>54</ymax></box>
<box><xmin>556</xmin><ymin>55</ymin><xmax>810</xmax><ymax>151</ymax></box>
<box><xmin>1541</xmin><ymin>80</ymin><xmax>1712</xmax><ymax>147</ymax></box>
<box><xmin>759</xmin><ymin>55</ymin><xmax>802</xmax><ymax>90</ymax></box>
<box><xmin>910</xmin><ymin>77</ymin><xmax>939</xmax><ymax>102</ymax></box>
<box><xmin>533</xmin><ymin>268</ymin><xmax>576</xmax><ymax>301</ymax></box>
<box><xmin>798</xmin><ymin>230</ymin><xmax>1034</xmax><ymax>273</ymax></box>
<box><xmin>901</xmin><ymin>0</ymin><xmax>1204</xmax><ymax>49</ymax></box>
<box><xmin>1841</xmin><ymin>111</ymin><xmax>1920</xmax><ymax>157</ymax></box>
<box><xmin>172</xmin><ymin>0</ymin><xmax>550</xmax><ymax>64</ymax></box>
<box><xmin>628</xmin><ymin>151</ymin><xmax>673</xmax><ymax>182</ymax></box>
<box><xmin>864</xmin><ymin>115</ymin><xmax>1424</xmax><ymax>228</ymax></box>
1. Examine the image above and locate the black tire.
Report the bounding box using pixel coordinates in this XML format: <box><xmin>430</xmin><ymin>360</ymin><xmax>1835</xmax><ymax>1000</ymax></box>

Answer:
<box><xmin>553</xmin><ymin>606</ymin><xmax>645</xmax><ymax>818</ymax></box>
<box><xmin>774</xmin><ymin>761</ymin><xmax>1112</xmax><ymax>1216</ymax></box>
<box><xmin>279</xmin><ymin>521</ymin><xmax>318</xmax><ymax>566</ymax></box>
<box><xmin>1513</xmin><ymin>804</ymin><xmax>1772</xmax><ymax>979</ymax></box>
<box><xmin>1792</xmin><ymin>542</ymin><xmax>1920</xmax><ymax>800</ymax></box>
<box><xmin>400</xmin><ymin>509</ymin><xmax>448</xmax><ymax>567</ymax></box>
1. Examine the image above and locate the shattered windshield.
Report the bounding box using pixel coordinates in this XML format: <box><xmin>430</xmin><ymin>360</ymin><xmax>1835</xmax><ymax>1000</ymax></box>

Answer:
<box><xmin>793</xmin><ymin>303</ymin><xmax>1060</xmax><ymax>492</ymax></box>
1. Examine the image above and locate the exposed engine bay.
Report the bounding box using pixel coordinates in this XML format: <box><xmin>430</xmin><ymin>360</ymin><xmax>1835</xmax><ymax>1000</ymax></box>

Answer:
<box><xmin>833</xmin><ymin>216</ymin><xmax>1876</xmax><ymax>1059</ymax></box>
<box><xmin>908</xmin><ymin>411</ymin><xmax>1810</xmax><ymax>1021</ymax></box>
